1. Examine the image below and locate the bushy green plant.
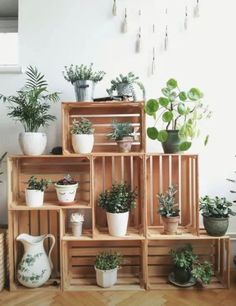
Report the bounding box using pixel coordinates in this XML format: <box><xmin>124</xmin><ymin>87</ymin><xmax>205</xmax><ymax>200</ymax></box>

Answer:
<box><xmin>0</xmin><ymin>66</ymin><xmax>60</xmax><ymax>132</ymax></box>
<box><xmin>0</xmin><ymin>152</ymin><xmax>7</xmax><ymax>183</ymax></box>
<box><xmin>108</xmin><ymin>121</ymin><xmax>133</xmax><ymax>141</ymax></box>
<box><xmin>98</xmin><ymin>182</ymin><xmax>137</xmax><ymax>213</ymax></box>
<box><xmin>95</xmin><ymin>251</ymin><xmax>123</xmax><ymax>270</ymax></box>
<box><xmin>158</xmin><ymin>185</ymin><xmax>180</xmax><ymax>217</ymax></box>
<box><xmin>70</xmin><ymin>118</ymin><xmax>94</xmax><ymax>135</ymax></box>
<box><xmin>199</xmin><ymin>195</ymin><xmax>236</xmax><ymax>218</ymax></box>
<box><xmin>63</xmin><ymin>63</ymin><xmax>106</xmax><ymax>84</ymax></box>
<box><xmin>145</xmin><ymin>78</ymin><xmax>211</xmax><ymax>151</ymax></box>
<box><xmin>191</xmin><ymin>261</ymin><xmax>213</xmax><ymax>285</ymax></box>
<box><xmin>26</xmin><ymin>176</ymin><xmax>52</xmax><ymax>192</ymax></box>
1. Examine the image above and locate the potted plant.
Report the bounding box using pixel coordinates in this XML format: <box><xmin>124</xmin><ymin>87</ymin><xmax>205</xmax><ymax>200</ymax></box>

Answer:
<box><xmin>70</xmin><ymin>212</ymin><xmax>84</xmax><ymax>237</ymax></box>
<box><xmin>98</xmin><ymin>182</ymin><xmax>137</xmax><ymax>237</ymax></box>
<box><xmin>108</xmin><ymin>121</ymin><xmax>134</xmax><ymax>153</ymax></box>
<box><xmin>157</xmin><ymin>185</ymin><xmax>180</xmax><ymax>234</ymax></box>
<box><xmin>63</xmin><ymin>63</ymin><xmax>106</xmax><ymax>102</ymax></box>
<box><xmin>71</xmin><ymin>118</ymin><xmax>94</xmax><ymax>154</ymax></box>
<box><xmin>106</xmin><ymin>72</ymin><xmax>145</xmax><ymax>101</ymax></box>
<box><xmin>55</xmin><ymin>175</ymin><xmax>78</xmax><ymax>205</ymax></box>
<box><xmin>0</xmin><ymin>66</ymin><xmax>60</xmax><ymax>156</ymax></box>
<box><xmin>145</xmin><ymin>78</ymin><xmax>212</xmax><ymax>153</ymax></box>
<box><xmin>199</xmin><ymin>195</ymin><xmax>236</xmax><ymax>236</ymax></box>
<box><xmin>25</xmin><ymin>176</ymin><xmax>51</xmax><ymax>207</ymax></box>
<box><xmin>94</xmin><ymin>251</ymin><xmax>122</xmax><ymax>288</ymax></box>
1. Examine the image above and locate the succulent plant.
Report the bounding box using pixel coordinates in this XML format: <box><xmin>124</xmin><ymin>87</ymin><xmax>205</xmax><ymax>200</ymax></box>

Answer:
<box><xmin>108</xmin><ymin>121</ymin><xmax>133</xmax><ymax>141</ymax></box>
<box><xmin>70</xmin><ymin>212</ymin><xmax>84</xmax><ymax>223</ymax></box>
<box><xmin>71</xmin><ymin>118</ymin><xmax>94</xmax><ymax>135</ymax></box>
<box><xmin>56</xmin><ymin>175</ymin><xmax>77</xmax><ymax>185</ymax></box>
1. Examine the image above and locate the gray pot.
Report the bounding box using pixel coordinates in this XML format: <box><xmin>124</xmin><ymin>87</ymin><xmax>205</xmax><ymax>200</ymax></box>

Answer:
<box><xmin>117</xmin><ymin>83</ymin><xmax>133</xmax><ymax>97</ymax></box>
<box><xmin>73</xmin><ymin>80</ymin><xmax>95</xmax><ymax>102</ymax></box>
<box><xmin>162</xmin><ymin>130</ymin><xmax>181</xmax><ymax>153</ymax></box>
<box><xmin>203</xmin><ymin>216</ymin><xmax>229</xmax><ymax>236</ymax></box>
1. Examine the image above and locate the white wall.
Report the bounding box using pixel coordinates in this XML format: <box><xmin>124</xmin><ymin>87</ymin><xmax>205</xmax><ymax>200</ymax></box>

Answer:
<box><xmin>0</xmin><ymin>0</ymin><xmax>236</xmax><ymax>244</ymax></box>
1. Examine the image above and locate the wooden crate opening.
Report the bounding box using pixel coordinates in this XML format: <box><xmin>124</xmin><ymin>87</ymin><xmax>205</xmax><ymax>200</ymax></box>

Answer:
<box><xmin>62</xmin><ymin>102</ymin><xmax>146</xmax><ymax>154</ymax></box>
<box><xmin>146</xmin><ymin>154</ymin><xmax>199</xmax><ymax>238</ymax></box>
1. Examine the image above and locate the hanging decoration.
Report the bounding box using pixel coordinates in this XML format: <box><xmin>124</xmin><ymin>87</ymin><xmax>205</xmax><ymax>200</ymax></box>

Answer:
<box><xmin>112</xmin><ymin>0</ymin><xmax>117</xmax><ymax>17</ymax></box>
<box><xmin>164</xmin><ymin>25</ymin><xmax>168</xmax><ymax>51</ymax></box>
<box><xmin>122</xmin><ymin>8</ymin><xmax>128</xmax><ymax>33</ymax></box>
<box><xmin>184</xmin><ymin>6</ymin><xmax>188</xmax><ymax>30</ymax></box>
<box><xmin>194</xmin><ymin>0</ymin><xmax>200</xmax><ymax>18</ymax></box>
<box><xmin>151</xmin><ymin>47</ymin><xmax>156</xmax><ymax>75</ymax></box>
<box><xmin>136</xmin><ymin>27</ymin><xmax>142</xmax><ymax>53</ymax></box>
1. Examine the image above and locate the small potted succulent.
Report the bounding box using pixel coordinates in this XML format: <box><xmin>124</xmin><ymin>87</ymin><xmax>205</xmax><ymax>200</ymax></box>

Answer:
<box><xmin>71</xmin><ymin>118</ymin><xmax>95</xmax><ymax>154</ymax></box>
<box><xmin>70</xmin><ymin>212</ymin><xmax>84</xmax><ymax>237</ymax></box>
<box><xmin>145</xmin><ymin>78</ymin><xmax>211</xmax><ymax>153</ymax></box>
<box><xmin>199</xmin><ymin>195</ymin><xmax>236</xmax><ymax>236</ymax></box>
<box><xmin>157</xmin><ymin>185</ymin><xmax>180</xmax><ymax>234</ymax></box>
<box><xmin>25</xmin><ymin>176</ymin><xmax>51</xmax><ymax>207</ymax></box>
<box><xmin>63</xmin><ymin>63</ymin><xmax>106</xmax><ymax>101</ymax></box>
<box><xmin>94</xmin><ymin>251</ymin><xmax>122</xmax><ymax>288</ymax></box>
<box><xmin>106</xmin><ymin>72</ymin><xmax>145</xmax><ymax>101</ymax></box>
<box><xmin>108</xmin><ymin>121</ymin><xmax>134</xmax><ymax>153</ymax></box>
<box><xmin>55</xmin><ymin>175</ymin><xmax>78</xmax><ymax>205</ymax></box>
<box><xmin>98</xmin><ymin>182</ymin><xmax>137</xmax><ymax>237</ymax></box>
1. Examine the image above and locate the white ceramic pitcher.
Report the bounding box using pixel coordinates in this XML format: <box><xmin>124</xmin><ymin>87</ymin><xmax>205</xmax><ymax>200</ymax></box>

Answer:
<box><xmin>16</xmin><ymin>233</ymin><xmax>55</xmax><ymax>288</ymax></box>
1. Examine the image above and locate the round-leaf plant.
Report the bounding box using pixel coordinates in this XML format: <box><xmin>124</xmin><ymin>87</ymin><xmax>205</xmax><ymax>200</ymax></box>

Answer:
<box><xmin>145</xmin><ymin>78</ymin><xmax>212</xmax><ymax>151</ymax></box>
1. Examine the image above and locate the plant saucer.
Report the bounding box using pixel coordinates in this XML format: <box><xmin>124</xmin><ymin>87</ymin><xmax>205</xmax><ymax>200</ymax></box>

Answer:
<box><xmin>168</xmin><ymin>272</ymin><xmax>197</xmax><ymax>288</ymax></box>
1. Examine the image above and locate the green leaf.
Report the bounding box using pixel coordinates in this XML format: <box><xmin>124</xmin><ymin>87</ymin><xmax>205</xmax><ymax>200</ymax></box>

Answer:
<box><xmin>147</xmin><ymin>127</ymin><xmax>158</xmax><ymax>140</ymax></box>
<box><xmin>157</xmin><ymin>130</ymin><xmax>168</xmax><ymax>142</ymax></box>
<box><xmin>159</xmin><ymin>97</ymin><xmax>169</xmax><ymax>107</ymax></box>
<box><xmin>162</xmin><ymin>111</ymin><xmax>173</xmax><ymax>122</ymax></box>
<box><xmin>167</xmin><ymin>79</ymin><xmax>178</xmax><ymax>90</ymax></box>
<box><xmin>161</xmin><ymin>88</ymin><xmax>171</xmax><ymax>97</ymax></box>
<box><xmin>177</xmin><ymin>103</ymin><xmax>186</xmax><ymax>115</ymax></box>
<box><xmin>188</xmin><ymin>88</ymin><xmax>202</xmax><ymax>101</ymax></box>
<box><xmin>145</xmin><ymin>99</ymin><xmax>159</xmax><ymax>115</ymax></box>
<box><xmin>179</xmin><ymin>141</ymin><xmax>191</xmax><ymax>151</ymax></box>
<box><xmin>179</xmin><ymin>91</ymin><xmax>187</xmax><ymax>101</ymax></box>
<box><xmin>169</xmin><ymin>92</ymin><xmax>177</xmax><ymax>102</ymax></box>
<box><xmin>204</xmin><ymin>135</ymin><xmax>209</xmax><ymax>146</ymax></box>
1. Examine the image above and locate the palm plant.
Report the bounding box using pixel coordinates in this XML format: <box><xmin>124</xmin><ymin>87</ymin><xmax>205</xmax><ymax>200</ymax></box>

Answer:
<box><xmin>0</xmin><ymin>66</ymin><xmax>60</xmax><ymax>132</ymax></box>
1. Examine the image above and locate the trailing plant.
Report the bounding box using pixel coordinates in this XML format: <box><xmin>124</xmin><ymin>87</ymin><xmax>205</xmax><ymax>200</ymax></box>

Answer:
<box><xmin>63</xmin><ymin>63</ymin><xmax>106</xmax><ymax>84</ymax></box>
<box><xmin>157</xmin><ymin>185</ymin><xmax>180</xmax><ymax>217</ymax></box>
<box><xmin>191</xmin><ymin>261</ymin><xmax>213</xmax><ymax>285</ymax></box>
<box><xmin>95</xmin><ymin>251</ymin><xmax>122</xmax><ymax>270</ymax></box>
<box><xmin>56</xmin><ymin>175</ymin><xmax>77</xmax><ymax>185</ymax></box>
<box><xmin>0</xmin><ymin>66</ymin><xmax>60</xmax><ymax>132</ymax></box>
<box><xmin>98</xmin><ymin>182</ymin><xmax>137</xmax><ymax>213</ymax></box>
<box><xmin>145</xmin><ymin>78</ymin><xmax>212</xmax><ymax>151</ymax></box>
<box><xmin>70</xmin><ymin>118</ymin><xmax>94</xmax><ymax>135</ymax></box>
<box><xmin>106</xmin><ymin>72</ymin><xmax>145</xmax><ymax>101</ymax></box>
<box><xmin>0</xmin><ymin>152</ymin><xmax>7</xmax><ymax>183</ymax></box>
<box><xmin>108</xmin><ymin>121</ymin><xmax>133</xmax><ymax>141</ymax></box>
<box><xmin>199</xmin><ymin>195</ymin><xmax>236</xmax><ymax>218</ymax></box>
<box><xmin>26</xmin><ymin>176</ymin><xmax>52</xmax><ymax>192</ymax></box>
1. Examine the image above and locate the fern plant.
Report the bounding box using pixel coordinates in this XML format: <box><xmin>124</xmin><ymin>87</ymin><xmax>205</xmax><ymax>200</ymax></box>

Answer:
<box><xmin>0</xmin><ymin>66</ymin><xmax>60</xmax><ymax>132</ymax></box>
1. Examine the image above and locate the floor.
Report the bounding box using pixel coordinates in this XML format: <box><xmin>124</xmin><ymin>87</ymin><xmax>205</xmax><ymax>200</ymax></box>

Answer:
<box><xmin>0</xmin><ymin>275</ymin><xmax>236</xmax><ymax>306</ymax></box>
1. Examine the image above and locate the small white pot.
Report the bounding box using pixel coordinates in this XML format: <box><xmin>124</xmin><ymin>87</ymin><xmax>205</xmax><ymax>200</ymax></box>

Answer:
<box><xmin>72</xmin><ymin>134</ymin><xmax>94</xmax><ymax>154</ymax></box>
<box><xmin>95</xmin><ymin>267</ymin><xmax>118</xmax><ymax>288</ymax></box>
<box><xmin>106</xmin><ymin>211</ymin><xmax>129</xmax><ymax>237</ymax></box>
<box><xmin>19</xmin><ymin>132</ymin><xmax>47</xmax><ymax>156</ymax></box>
<box><xmin>25</xmin><ymin>189</ymin><xmax>44</xmax><ymax>207</ymax></box>
<box><xmin>71</xmin><ymin>222</ymin><xmax>83</xmax><ymax>237</ymax></box>
<box><xmin>55</xmin><ymin>183</ymin><xmax>78</xmax><ymax>204</ymax></box>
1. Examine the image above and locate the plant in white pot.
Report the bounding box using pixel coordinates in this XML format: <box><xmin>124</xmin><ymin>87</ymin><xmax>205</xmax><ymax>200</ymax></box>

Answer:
<box><xmin>98</xmin><ymin>182</ymin><xmax>137</xmax><ymax>237</ymax></box>
<box><xmin>25</xmin><ymin>176</ymin><xmax>51</xmax><ymax>207</ymax></box>
<box><xmin>55</xmin><ymin>175</ymin><xmax>78</xmax><ymax>205</ymax></box>
<box><xmin>94</xmin><ymin>251</ymin><xmax>122</xmax><ymax>288</ymax></box>
<box><xmin>0</xmin><ymin>66</ymin><xmax>60</xmax><ymax>156</ymax></box>
<box><xmin>70</xmin><ymin>212</ymin><xmax>84</xmax><ymax>237</ymax></box>
<box><xmin>71</xmin><ymin>118</ymin><xmax>94</xmax><ymax>154</ymax></box>
<box><xmin>108</xmin><ymin>121</ymin><xmax>134</xmax><ymax>153</ymax></box>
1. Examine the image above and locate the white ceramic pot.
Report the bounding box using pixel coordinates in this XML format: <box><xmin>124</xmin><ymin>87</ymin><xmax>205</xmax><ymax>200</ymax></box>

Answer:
<box><xmin>55</xmin><ymin>183</ymin><xmax>78</xmax><ymax>204</ymax></box>
<box><xmin>19</xmin><ymin>132</ymin><xmax>47</xmax><ymax>156</ymax></box>
<box><xmin>72</xmin><ymin>134</ymin><xmax>94</xmax><ymax>154</ymax></box>
<box><xmin>95</xmin><ymin>267</ymin><xmax>118</xmax><ymax>288</ymax></box>
<box><xmin>71</xmin><ymin>222</ymin><xmax>83</xmax><ymax>237</ymax></box>
<box><xmin>106</xmin><ymin>211</ymin><xmax>129</xmax><ymax>237</ymax></box>
<box><xmin>25</xmin><ymin>189</ymin><xmax>44</xmax><ymax>207</ymax></box>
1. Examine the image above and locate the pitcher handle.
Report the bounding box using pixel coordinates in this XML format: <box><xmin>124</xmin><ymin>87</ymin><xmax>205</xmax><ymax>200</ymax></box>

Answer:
<box><xmin>44</xmin><ymin>234</ymin><xmax>55</xmax><ymax>270</ymax></box>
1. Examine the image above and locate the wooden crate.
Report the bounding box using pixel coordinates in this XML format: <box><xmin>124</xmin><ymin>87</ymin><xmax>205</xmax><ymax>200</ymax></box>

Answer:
<box><xmin>92</xmin><ymin>153</ymin><xmax>145</xmax><ymax>239</ymax></box>
<box><xmin>62</xmin><ymin>101</ymin><xmax>146</xmax><ymax>154</ymax></box>
<box><xmin>146</xmin><ymin>154</ymin><xmax>199</xmax><ymax>238</ymax></box>
<box><xmin>146</xmin><ymin>237</ymin><xmax>230</xmax><ymax>290</ymax></box>
<box><xmin>62</xmin><ymin>240</ymin><xmax>145</xmax><ymax>291</ymax></box>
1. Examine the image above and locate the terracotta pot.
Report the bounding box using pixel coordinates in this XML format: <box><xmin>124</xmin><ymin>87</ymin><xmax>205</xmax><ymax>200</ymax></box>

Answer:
<box><xmin>116</xmin><ymin>137</ymin><xmax>133</xmax><ymax>153</ymax></box>
<box><xmin>161</xmin><ymin>216</ymin><xmax>180</xmax><ymax>234</ymax></box>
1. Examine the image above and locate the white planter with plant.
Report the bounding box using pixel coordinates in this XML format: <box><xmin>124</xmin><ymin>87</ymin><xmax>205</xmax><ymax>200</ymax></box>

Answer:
<box><xmin>145</xmin><ymin>78</ymin><xmax>211</xmax><ymax>153</ymax></box>
<box><xmin>71</xmin><ymin>118</ymin><xmax>94</xmax><ymax>154</ymax></box>
<box><xmin>55</xmin><ymin>175</ymin><xmax>78</xmax><ymax>205</ymax></box>
<box><xmin>108</xmin><ymin>121</ymin><xmax>134</xmax><ymax>153</ymax></box>
<box><xmin>70</xmin><ymin>212</ymin><xmax>84</xmax><ymax>237</ymax></box>
<box><xmin>25</xmin><ymin>176</ymin><xmax>51</xmax><ymax>208</ymax></box>
<box><xmin>63</xmin><ymin>63</ymin><xmax>105</xmax><ymax>102</ymax></box>
<box><xmin>0</xmin><ymin>66</ymin><xmax>60</xmax><ymax>156</ymax></box>
<box><xmin>94</xmin><ymin>251</ymin><xmax>122</xmax><ymax>288</ymax></box>
<box><xmin>98</xmin><ymin>183</ymin><xmax>137</xmax><ymax>237</ymax></box>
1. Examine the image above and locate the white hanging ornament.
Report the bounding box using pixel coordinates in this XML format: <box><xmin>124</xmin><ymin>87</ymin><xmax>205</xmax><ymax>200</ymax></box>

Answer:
<box><xmin>122</xmin><ymin>8</ymin><xmax>128</xmax><ymax>33</ymax></box>
<box><xmin>194</xmin><ymin>0</ymin><xmax>200</xmax><ymax>18</ymax></box>
<box><xmin>184</xmin><ymin>6</ymin><xmax>188</xmax><ymax>30</ymax></box>
<box><xmin>164</xmin><ymin>25</ymin><xmax>168</xmax><ymax>51</ymax></box>
<box><xmin>112</xmin><ymin>0</ymin><xmax>117</xmax><ymax>17</ymax></box>
<box><xmin>151</xmin><ymin>47</ymin><xmax>156</xmax><ymax>75</ymax></box>
<box><xmin>136</xmin><ymin>27</ymin><xmax>142</xmax><ymax>53</ymax></box>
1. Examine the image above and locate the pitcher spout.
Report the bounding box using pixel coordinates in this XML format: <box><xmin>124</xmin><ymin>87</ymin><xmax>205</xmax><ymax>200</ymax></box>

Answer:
<box><xmin>16</xmin><ymin>233</ymin><xmax>46</xmax><ymax>245</ymax></box>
